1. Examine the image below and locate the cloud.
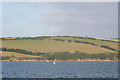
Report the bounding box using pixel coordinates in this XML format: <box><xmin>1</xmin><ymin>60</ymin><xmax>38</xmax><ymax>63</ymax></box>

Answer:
<box><xmin>2</xmin><ymin>2</ymin><xmax>118</xmax><ymax>38</ymax></box>
<box><xmin>35</xmin><ymin>2</ymin><xmax>117</xmax><ymax>38</ymax></box>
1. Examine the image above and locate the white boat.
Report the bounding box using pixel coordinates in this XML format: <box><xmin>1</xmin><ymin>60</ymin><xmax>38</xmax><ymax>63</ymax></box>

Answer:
<box><xmin>46</xmin><ymin>60</ymin><xmax>50</xmax><ymax>62</ymax></box>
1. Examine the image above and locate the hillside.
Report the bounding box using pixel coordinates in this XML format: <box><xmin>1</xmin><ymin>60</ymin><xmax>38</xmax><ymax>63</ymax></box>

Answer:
<box><xmin>0</xmin><ymin>36</ymin><xmax>119</xmax><ymax>61</ymax></box>
<box><xmin>0</xmin><ymin>51</ymin><xmax>40</xmax><ymax>57</ymax></box>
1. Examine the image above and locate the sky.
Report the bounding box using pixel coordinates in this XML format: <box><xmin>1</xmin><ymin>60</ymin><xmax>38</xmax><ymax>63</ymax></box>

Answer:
<box><xmin>2</xmin><ymin>2</ymin><xmax>118</xmax><ymax>38</ymax></box>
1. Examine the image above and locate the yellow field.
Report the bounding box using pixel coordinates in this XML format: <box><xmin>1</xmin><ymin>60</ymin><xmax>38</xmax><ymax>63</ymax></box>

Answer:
<box><xmin>0</xmin><ymin>51</ymin><xmax>40</xmax><ymax>57</ymax></box>
<box><xmin>49</xmin><ymin>37</ymin><xmax>118</xmax><ymax>50</ymax></box>
<box><xmin>2</xmin><ymin>39</ymin><xmax>117</xmax><ymax>54</ymax></box>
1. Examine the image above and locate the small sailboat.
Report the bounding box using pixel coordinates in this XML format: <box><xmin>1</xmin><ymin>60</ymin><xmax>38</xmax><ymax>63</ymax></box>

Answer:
<box><xmin>47</xmin><ymin>60</ymin><xmax>50</xmax><ymax>62</ymax></box>
<box><xmin>10</xmin><ymin>58</ymin><xmax>13</xmax><ymax>61</ymax></box>
<box><xmin>77</xmin><ymin>59</ymin><xmax>80</xmax><ymax>61</ymax></box>
<box><xmin>52</xmin><ymin>60</ymin><xmax>56</xmax><ymax>65</ymax></box>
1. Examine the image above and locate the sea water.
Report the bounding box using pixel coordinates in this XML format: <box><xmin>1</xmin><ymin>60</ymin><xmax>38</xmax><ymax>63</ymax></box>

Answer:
<box><xmin>2</xmin><ymin>61</ymin><xmax>118</xmax><ymax>78</ymax></box>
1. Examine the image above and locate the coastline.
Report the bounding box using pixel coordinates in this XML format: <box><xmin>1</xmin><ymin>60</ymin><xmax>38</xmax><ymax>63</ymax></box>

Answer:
<box><xmin>1</xmin><ymin>60</ymin><xmax>119</xmax><ymax>61</ymax></box>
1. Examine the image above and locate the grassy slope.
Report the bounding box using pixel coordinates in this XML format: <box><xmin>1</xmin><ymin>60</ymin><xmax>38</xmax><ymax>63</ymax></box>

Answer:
<box><xmin>49</xmin><ymin>37</ymin><xmax>118</xmax><ymax>50</ymax></box>
<box><xmin>2</xmin><ymin>37</ymin><xmax>118</xmax><ymax>54</ymax></box>
<box><xmin>0</xmin><ymin>51</ymin><xmax>40</xmax><ymax>57</ymax></box>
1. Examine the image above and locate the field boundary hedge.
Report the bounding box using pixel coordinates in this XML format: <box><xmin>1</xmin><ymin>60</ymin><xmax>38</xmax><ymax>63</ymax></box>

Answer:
<box><xmin>1</xmin><ymin>48</ymin><xmax>118</xmax><ymax>60</ymax></box>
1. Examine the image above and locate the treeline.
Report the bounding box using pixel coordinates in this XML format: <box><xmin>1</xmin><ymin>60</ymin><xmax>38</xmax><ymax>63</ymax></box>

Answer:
<box><xmin>2</xmin><ymin>56</ymin><xmax>43</xmax><ymax>60</ymax></box>
<box><xmin>51</xmin><ymin>39</ymin><xmax>98</xmax><ymax>45</ymax></box>
<box><xmin>68</xmin><ymin>36</ymin><xmax>118</xmax><ymax>43</ymax></box>
<box><xmin>52</xmin><ymin>39</ymin><xmax>65</xmax><ymax>42</ymax></box>
<box><xmin>101</xmin><ymin>45</ymin><xmax>118</xmax><ymax>52</ymax></box>
<box><xmin>100</xmin><ymin>39</ymin><xmax>119</xmax><ymax>43</ymax></box>
<box><xmin>1</xmin><ymin>36</ymin><xmax>51</xmax><ymax>40</ymax></box>
<box><xmin>1</xmin><ymin>36</ymin><xmax>119</xmax><ymax>43</ymax></box>
<box><xmin>71</xmin><ymin>36</ymin><xmax>97</xmax><ymax>40</ymax></box>
<box><xmin>73</xmin><ymin>40</ymin><xmax>118</xmax><ymax>52</ymax></box>
<box><xmin>2</xmin><ymin>52</ymin><xmax>118</xmax><ymax>61</ymax></box>
<box><xmin>1</xmin><ymin>48</ymin><xmax>118</xmax><ymax>60</ymax></box>
<box><xmin>73</xmin><ymin>40</ymin><xmax>98</xmax><ymax>46</ymax></box>
<box><xmin>1</xmin><ymin>48</ymin><xmax>45</xmax><ymax>56</ymax></box>
<box><xmin>43</xmin><ymin>52</ymin><xmax>118</xmax><ymax>60</ymax></box>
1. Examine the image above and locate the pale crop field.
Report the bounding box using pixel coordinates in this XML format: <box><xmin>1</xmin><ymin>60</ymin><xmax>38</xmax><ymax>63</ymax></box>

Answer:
<box><xmin>2</xmin><ymin>40</ymin><xmax>117</xmax><ymax>54</ymax></box>
<box><xmin>0</xmin><ymin>51</ymin><xmax>40</xmax><ymax>57</ymax></box>
<box><xmin>49</xmin><ymin>37</ymin><xmax>118</xmax><ymax>50</ymax></box>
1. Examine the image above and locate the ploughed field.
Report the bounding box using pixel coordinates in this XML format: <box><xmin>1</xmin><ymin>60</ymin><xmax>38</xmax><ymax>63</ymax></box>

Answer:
<box><xmin>0</xmin><ymin>36</ymin><xmax>119</xmax><ymax>60</ymax></box>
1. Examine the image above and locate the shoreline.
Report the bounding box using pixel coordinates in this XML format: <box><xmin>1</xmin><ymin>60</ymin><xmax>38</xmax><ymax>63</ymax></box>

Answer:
<box><xmin>1</xmin><ymin>60</ymin><xmax>119</xmax><ymax>61</ymax></box>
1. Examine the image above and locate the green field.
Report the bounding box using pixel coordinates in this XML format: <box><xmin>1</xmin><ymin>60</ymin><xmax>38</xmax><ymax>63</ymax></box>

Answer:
<box><xmin>0</xmin><ymin>36</ymin><xmax>119</xmax><ymax>60</ymax></box>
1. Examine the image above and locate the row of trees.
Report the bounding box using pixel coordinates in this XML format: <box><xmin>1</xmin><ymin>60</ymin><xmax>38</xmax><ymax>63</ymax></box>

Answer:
<box><xmin>73</xmin><ymin>40</ymin><xmax>98</xmax><ymax>46</ymax></box>
<box><xmin>101</xmin><ymin>45</ymin><xmax>118</xmax><ymax>52</ymax></box>
<box><xmin>1</xmin><ymin>36</ymin><xmax>118</xmax><ymax>43</ymax></box>
<box><xmin>2</xmin><ymin>56</ymin><xmax>43</xmax><ymax>60</ymax></box>
<box><xmin>51</xmin><ymin>39</ymin><xmax>118</xmax><ymax>52</ymax></box>
<box><xmin>43</xmin><ymin>52</ymin><xmax>118</xmax><ymax>60</ymax></box>
<box><xmin>1</xmin><ymin>48</ymin><xmax>45</xmax><ymax>56</ymax></box>
<box><xmin>70</xmin><ymin>40</ymin><xmax>118</xmax><ymax>52</ymax></box>
<box><xmin>100</xmin><ymin>39</ymin><xmax>119</xmax><ymax>43</ymax></box>
<box><xmin>1</xmin><ymin>48</ymin><xmax>118</xmax><ymax>60</ymax></box>
<box><xmin>1</xmin><ymin>36</ymin><xmax>52</xmax><ymax>40</ymax></box>
<box><xmin>52</xmin><ymin>39</ymin><xmax>65</xmax><ymax>42</ymax></box>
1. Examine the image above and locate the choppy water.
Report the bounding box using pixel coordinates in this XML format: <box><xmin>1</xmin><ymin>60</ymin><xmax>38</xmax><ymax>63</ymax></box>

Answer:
<box><xmin>2</xmin><ymin>61</ymin><xmax>118</xmax><ymax>78</ymax></box>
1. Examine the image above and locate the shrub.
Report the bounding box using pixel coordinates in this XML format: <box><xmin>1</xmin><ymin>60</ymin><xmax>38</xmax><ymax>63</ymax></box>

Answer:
<box><xmin>68</xmin><ymin>40</ymin><xmax>72</xmax><ymax>42</ymax></box>
<box><xmin>74</xmin><ymin>40</ymin><xmax>98</xmax><ymax>46</ymax></box>
<box><xmin>101</xmin><ymin>45</ymin><xmax>118</xmax><ymax>52</ymax></box>
<box><xmin>1</xmin><ymin>48</ymin><xmax>45</xmax><ymax>56</ymax></box>
<box><xmin>1</xmin><ymin>48</ymin><xmax>118</xmax><ymax>60</ymax></box>
<box><xmin>53</xmin><ymin>39</ymin><xmax>65</xmax><ymax>42</ymax></box>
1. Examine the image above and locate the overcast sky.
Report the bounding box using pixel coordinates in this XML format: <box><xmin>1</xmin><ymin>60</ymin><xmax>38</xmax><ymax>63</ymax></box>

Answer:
<box><xmin>2</xmin><ymin>2</ymin><xmax>118</xmax><ymax>38</ymax></box>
